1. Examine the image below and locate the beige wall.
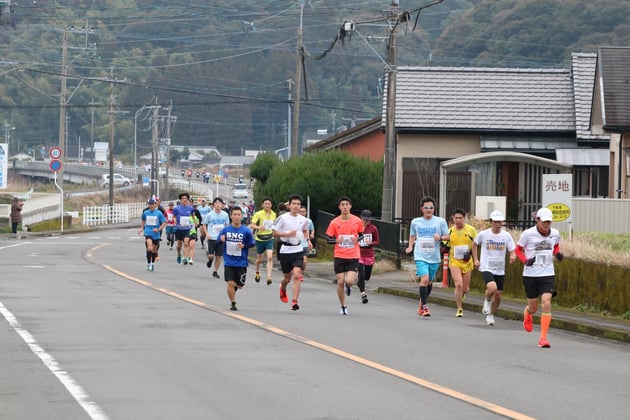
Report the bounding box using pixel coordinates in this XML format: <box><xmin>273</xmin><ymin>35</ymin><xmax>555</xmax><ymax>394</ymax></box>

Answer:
<box><xmin>395</xmin><ymin>133</ymin><xmax>480</xmax><ymax>218</ymax></box>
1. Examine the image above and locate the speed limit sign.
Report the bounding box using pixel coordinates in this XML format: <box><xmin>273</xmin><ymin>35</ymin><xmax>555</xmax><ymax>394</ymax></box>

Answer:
<box><xmin>49</xmin><ymin>147</ymin><xmax>63</xmax><ymax>160</ymax></box>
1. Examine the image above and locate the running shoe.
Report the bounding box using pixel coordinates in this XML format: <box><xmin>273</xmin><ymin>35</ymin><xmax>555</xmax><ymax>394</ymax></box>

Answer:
<box><xmin>188</xmin><ymin>260</ymin><xmax>193</xmax><ymax>266</ymax></box>
<box><xmin>146</xmin><ymin>263</ymin><xmax>151</xmax><ymax>272</ymax></box>
<box><xmin>345</xmin><ymin>284</ymin><xmax>351</xmax><ymax>296</ymax></box>
<box><xmin>291</xmin><ymin>300</ymin><xmax>300</xmax><ymax>311</ymax></box>
<box><xmin>230</xmin><ymin>302</ymin><xmax>237</xmax><ymax>311</ymax></box>
<box><xmin>266</xmin><ymin>277</ymin><xmax>272</xmax><ymax>285</ymax></box>
<box><xmin>207</xmin><ymin>260</ymin><xmax>212</xmax><ymax>268</ymax></box>
<box><xmin>523</xmin><ymin>309</ymin><xmax>533</xmax><ymax>332</ymax></box>
<box><xmin>485</xmin><ymin>314</ymin><xmax>495</xmax><ymax>325</ymax></box>
<box><xmin>177</xmin><ymin>255</ymin><xmax>181</xmax><ymax>264</ymax></box>
<box><xmin>361</xmin><ymin>293</ymin><xmax>368</xmax><ymax>304</ymax></box>
<box><xmin>279</xmin><ymin>287</ymin><xmax>288</xmax><ymax>303</ymax></box>
<box><xmin>421</xmin><ymin>305</ymin><xmax>431</xmax><ymax>317</ymax></box>
<box><xmin>456</xmin><ymin>308</ymin><xmax>464</xmax><ymax>318</ymax></box>
<box><xmin>183</xmin><ymin>258</ymin><xmax>188</xmax><ymax>265</ymax></box>
<box><xmin>339</xmin><ymin>306</ymin><xmax>348</xmax><ymax>315</ymax></box>
<box><xmin>482</xmin><ymin>298</ymin><xmax>492</xmax><ymax>315</ymax></box>
<box><xmin>255</xmin><ymin>271</ymin><xmax>260</xmax><ymax>283</ymax></box>
<box><xmin>212</xmin><ymin>271</ymin><xmax>220</xmax><ymax>278</ymax></box>
<box><xmin>538</xmin><ymin>338</ymin><xmax>551</xmax><ymax>348</ymax></box>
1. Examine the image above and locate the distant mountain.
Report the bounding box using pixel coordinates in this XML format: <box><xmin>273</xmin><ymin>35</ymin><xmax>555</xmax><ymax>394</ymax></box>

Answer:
<box><xmin>0</xmin><ymin>0</ymin><xmax>627</xmax><ymax>160</ymax></box>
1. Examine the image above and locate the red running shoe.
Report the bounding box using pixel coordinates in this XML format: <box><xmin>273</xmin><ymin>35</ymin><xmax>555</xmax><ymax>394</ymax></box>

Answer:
<box><xmin>279</xmin><ymin>287</ymin><xmax>288</xmax><ymax>303</ymax></box>
<box><xmin>538</xmin><ymin>338</ymin><xmax>551</xmax><ymax>348</ymax></box>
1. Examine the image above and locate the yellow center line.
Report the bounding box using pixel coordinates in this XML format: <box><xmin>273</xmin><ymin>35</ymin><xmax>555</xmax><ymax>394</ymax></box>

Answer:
<box><xmin>91</xmin><ymin>246</ymin><xmax>535</xmax><ymax>420</ymax></box>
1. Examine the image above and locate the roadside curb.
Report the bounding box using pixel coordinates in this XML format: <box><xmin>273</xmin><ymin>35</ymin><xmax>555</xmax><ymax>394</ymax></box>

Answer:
<box><xmin>376</xmin><ymin>286</ymin><xmax>630</xmax><ymax>344</ymax></box>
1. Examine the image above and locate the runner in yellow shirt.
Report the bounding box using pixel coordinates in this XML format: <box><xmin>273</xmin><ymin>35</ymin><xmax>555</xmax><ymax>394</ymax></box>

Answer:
<box><xmin>249</xmin><ymin>197</ymin><xmax>277</xmax><ymax>285</ymax></box>
<box><xmin>448</xmin><ymin>208</ymin><xmax>477</xmax><ymax>318</ymax></box>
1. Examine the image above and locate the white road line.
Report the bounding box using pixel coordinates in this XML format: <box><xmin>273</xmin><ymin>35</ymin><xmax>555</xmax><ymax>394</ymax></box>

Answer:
<box><xmin>0</xmin><ymin>242</ymin><xmax>32</xmax><ymax>250</ymax></box>
<box><xmin>0</xmin><ymin>301</ymin><xmax>109</xmax><ymax>420</ymax></box>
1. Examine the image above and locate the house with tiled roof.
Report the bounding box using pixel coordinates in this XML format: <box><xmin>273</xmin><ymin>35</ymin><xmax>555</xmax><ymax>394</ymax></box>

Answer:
<box><xmin>306</xmin><ymin>51</ymin><xmax>621</xmax><ymax>220</ymax></box>
<box><xmin>589</xmin><ymin>47</ymin><xmax>630</xmax><ymax>199</ymax></box>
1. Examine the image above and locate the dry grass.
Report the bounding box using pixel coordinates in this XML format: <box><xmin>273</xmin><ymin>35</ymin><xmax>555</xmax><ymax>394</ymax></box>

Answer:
<box><xmin>469</xmin><ymin>216</ymin><xmax>630</xmax><ymax>268</ymax></box>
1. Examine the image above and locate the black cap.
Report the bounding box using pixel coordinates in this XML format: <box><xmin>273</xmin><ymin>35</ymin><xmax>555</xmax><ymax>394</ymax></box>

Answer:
<box><xmin>360</xmin><ymin>209</ymin><xmax>372</xmax><ymax>218</ymax></box>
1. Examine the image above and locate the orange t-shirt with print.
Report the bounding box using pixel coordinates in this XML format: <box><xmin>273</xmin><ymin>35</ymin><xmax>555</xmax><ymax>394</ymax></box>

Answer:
<box><xmin>326</xmin><ymin>214</ymin><xmax>364</xmax><ymax>259</ymax></box>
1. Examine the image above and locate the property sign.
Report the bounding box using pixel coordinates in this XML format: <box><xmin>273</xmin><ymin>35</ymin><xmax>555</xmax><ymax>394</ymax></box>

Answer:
<box><xmin>542</xmin><ymin>173</ymin><xmax>573</xmax><ymax>222</ymax></box>
<box><xmin>0</xmin><ymin>143</ymin><xmax>7</xmax><ymax>189</ymax></box>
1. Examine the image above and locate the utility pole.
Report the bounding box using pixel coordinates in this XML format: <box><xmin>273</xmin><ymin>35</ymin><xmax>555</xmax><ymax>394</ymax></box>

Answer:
<box><xmin>381</xmin><ymin>0</ymin><xmax>400</xmax><ymax>222</ymax></box>
<box><xmin>151</xmin><ymin>105</ymin><xmax>160</xmax><ymax>198</ymax></box>
<box><xmin>290</xmin><ymin>0</ymin><xmax>305</xmax><ymax>157</ymax></box>
<box><xmin>108</xmin><ymin>76</ymin><xmax>115</xmax><ymax>207</ymax></box>
<box><xmin>103</xmin><ymin>68</ymin><xmax>127</xmax><ymax>208</ymax></box>
<box><xmin>58</xmin><ymin>29</ymin><xmax>68</xmax><ymax>189</ymax></box>
<box><xmin>380</xmin><ymin>0</ymin><xmax>443</xmax><ymax>221</ymax></box>
<box><xmin>58</xmin><ymin>22</ymin><xmax>96</xmax><ymax>187</ymax></box>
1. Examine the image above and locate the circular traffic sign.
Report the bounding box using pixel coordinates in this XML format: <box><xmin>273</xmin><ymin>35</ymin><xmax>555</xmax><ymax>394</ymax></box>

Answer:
<box><xmin>49</xmin><ymin>147</ymin><xmax>62</xmax><ymax>159</ymax></box>
<box><xmin>50</xmin><ymin>159</ymin><xmax>63</xmax><ymax>172</ymax></box>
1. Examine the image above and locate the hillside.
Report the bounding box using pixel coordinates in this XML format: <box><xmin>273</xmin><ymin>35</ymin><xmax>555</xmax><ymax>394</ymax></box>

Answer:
<box><xmin>0</xmin><ymin>0</ymin><xmax>627</xmax><ymax>160</ymax></box>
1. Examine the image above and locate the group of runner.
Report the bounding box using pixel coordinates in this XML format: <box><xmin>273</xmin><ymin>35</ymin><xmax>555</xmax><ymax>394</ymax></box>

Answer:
<box><xmin>406</xmin><ymin>196</ymin><xmax>563</xmax><ymax>348</ymax></box>
<box><xmin>141</xmin><ymin>192</ymin><xmax>561</xmax><ymax>348</ymax></box>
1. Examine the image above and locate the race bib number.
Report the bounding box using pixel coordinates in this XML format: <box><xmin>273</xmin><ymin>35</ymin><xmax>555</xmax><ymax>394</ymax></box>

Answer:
<box><xmin>339</xmin><ymin>235</ymin><xmax>354</xmax><ymax>248</ymax></box>
<box><xmin>263</xmin><ymin>220</ymin><xmax>274</xmax><ymax>230</ymax></box>
<box><xmin>419</xmin><ymin>237</ymin><xmax>435</xmax><ymax>251</ymax></box>
<box><xmin>226</xmin><ymin>241</ymin><xmax>241</xmax><ymax>257</ymax></box>
<box><xmin>453</xmin><ymin>245</ymin><xmax>468</xmax><ymax>260</ymax></box>
<box><xmin>179</xmin><ymin>217</ymin><xmax>190</xmax><ymax>227</ymax></box>
<box><xmin>534</xmin><ymin>250</ymin><xmax>553</xmax><ymax>267</ymax></box>
<box><xmin>359</xmin><ymin>233</ymin><xmax>372</xmax><ymax>247</ymax></box>
<box><xmin>212</xmin><ymin>224</ymin><xmax>224</xmax><ymax>235</ymax></box>
<box><xmin>146</xmin><ymin>215</ymin><xmax>158</xmax><ymax>226</ymax></box>
<box><xmin>167</xmin><ymin>214</ymin><xmax>174</xmax><ymax>222</ymax></box>
<box><xmin>488</xmin><ymin>257</ymin><xmax>504</xmax><ymax>270</ymax></box>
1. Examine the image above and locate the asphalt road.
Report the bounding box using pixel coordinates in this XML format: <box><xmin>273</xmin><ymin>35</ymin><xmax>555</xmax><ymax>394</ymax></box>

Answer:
<box><xmin>1</xmin><ymin>229</ymin><xmax>628</xmax><ymax>420</ymax></box>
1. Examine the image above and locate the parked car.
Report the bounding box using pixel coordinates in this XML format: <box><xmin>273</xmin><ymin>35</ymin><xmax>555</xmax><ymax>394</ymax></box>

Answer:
<box><xmin>100</xmin><ymin>173</ymin><xmax>133</xmax><ymax>188</ymax></box>
<box><xmin>232</xmin><ymin>183</ymin><xmax>248</xmax><ymax>199</ymax></box>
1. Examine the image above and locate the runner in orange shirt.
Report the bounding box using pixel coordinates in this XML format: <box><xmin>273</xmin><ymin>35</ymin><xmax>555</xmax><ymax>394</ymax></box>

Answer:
<box><xmin>325</xmin><ymin>196</ymin><xmax>364</xmax><ymax>315</ymax></box>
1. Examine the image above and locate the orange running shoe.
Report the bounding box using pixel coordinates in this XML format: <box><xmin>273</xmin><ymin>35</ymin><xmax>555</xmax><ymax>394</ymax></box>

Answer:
<box><xmin>523</xmin><ymin>309</ymin><xmax>533</xmax><ymax>332</ymax></box>
<box><xmin>279</xmin><ymin>287</ymin><xmax>288</xmax><ymax>303</ymax></box>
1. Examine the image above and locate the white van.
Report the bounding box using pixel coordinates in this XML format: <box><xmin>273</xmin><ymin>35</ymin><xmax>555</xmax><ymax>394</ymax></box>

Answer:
<box><xmin>232</xmin><ymin>183</ymin><xmax>248</xmax><ymax>199</ymax></box>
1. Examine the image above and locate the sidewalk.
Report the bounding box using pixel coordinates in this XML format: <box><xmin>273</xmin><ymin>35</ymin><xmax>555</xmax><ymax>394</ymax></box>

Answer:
<box><xmin>303</xmin><ymin>260</ymin><xmax>630</xmax><ymax>344</ymax></box>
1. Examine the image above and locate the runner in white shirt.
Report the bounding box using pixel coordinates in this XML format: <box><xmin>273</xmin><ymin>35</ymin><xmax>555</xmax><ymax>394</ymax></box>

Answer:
<box><xmin>515</xmin><ymin>207</ymin><xmax>563</xmax><ymax>349</ymax></box>
<box><xmin>472</xmin><ymin>210</ymin><xmax>516</xmax><ymax>325</ymax></box>
<box><xmin>273</xmin><ymin>194</ymin><xmax>311</xmax><ymax>311</ymax></box>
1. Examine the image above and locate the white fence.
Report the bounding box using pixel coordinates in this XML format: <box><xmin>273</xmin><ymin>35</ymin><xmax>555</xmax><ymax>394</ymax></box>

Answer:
<box><xmin>82</xmin><ymin>203</ymin><xmax>145</xmax><ymax>226</ymax></box>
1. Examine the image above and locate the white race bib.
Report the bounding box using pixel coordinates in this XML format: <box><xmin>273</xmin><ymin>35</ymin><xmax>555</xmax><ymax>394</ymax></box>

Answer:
<box><xmin>146</xmin><ymin>215</ymin><xmax>158</xmax><ymax>226</ymax></box>
<box><xmin>226</xmin><ymin>241</ymin><xmax>241</xmax><ymax>256</ymax></box>
<box><xmin>453</xmin><ymin>245</ymin><xmax>468</xmax><ymax>260</ymax></box>
<box><xmin>179</xmin><ymin>217</ymin><xmax>190</xmax><ymax>227</ymax></box>
<box><xmin>419</xmin><ymin>237</ymin><xmax>435</xmax><ymax>251</ymax></box>
<box><xmin>534</xmin><ymin>250</ymin><xmax>553</xmax><ymax>267</ymax></box>
<box><xmin>339</xmin><ymin>235</ymin><xmax>354</xmax><ymax>248</ymax></box>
